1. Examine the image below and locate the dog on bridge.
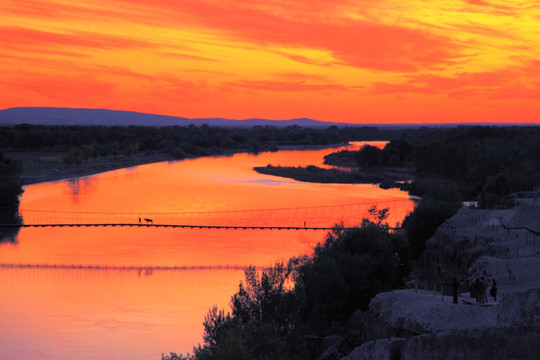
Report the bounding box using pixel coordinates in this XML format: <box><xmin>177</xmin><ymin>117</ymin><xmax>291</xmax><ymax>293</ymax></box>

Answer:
<box><xmin>144</xmin><ymin>218</ymin><xmax>153</xmax><ymax>224</ymax></box>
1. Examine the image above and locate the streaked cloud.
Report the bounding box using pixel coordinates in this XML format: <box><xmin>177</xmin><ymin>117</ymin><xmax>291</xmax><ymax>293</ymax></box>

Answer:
<box><xmin>225</xmin><ymin>80</ymin><xmax>355</xmax><ymax>93</ymax></box>
<box><xmin>372</xmin><ymin>59</ymin><xmax>540</xmax><ymax>101</ymax></box>
<box><xmin>1</xmin><ymin>27</ymin><xmax>158</xmax><ymax>52</ymax></box>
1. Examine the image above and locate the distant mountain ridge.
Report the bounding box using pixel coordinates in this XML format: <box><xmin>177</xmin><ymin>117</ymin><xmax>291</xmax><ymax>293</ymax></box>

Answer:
<box><xmin>1</xmin><ymin>107</ymin><xmax>536</xmax><ymax>128</ymax></box>
<box><xmin>0</xmin><ymin>107</ymin><xmax>349</xmax><ymax>128</ymax></box>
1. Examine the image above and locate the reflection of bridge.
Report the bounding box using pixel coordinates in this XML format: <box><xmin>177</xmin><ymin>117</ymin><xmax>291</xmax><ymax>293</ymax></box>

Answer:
<box><xmin>0</xmin><ymin>263</ymin><xmax>255</xmax><ymax>271</ymax></box>
<box><xmin>7</xmin><ymin>200</ymin><xmax>412</xmax><ymax>230</ymax></box>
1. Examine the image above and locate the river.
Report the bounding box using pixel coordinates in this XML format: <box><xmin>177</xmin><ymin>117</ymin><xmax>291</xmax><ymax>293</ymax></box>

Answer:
<box><xmin>0</xmin><ymin>142</ymin><xmax>414</xmax><ymax>359</ymax></box>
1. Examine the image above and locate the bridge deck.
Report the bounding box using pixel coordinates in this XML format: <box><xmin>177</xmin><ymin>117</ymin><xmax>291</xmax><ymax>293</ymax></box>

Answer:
<box><xmin>0</xmin><ymin>223</ymin><xmax>335</xmax><ymax>230</ymax></box>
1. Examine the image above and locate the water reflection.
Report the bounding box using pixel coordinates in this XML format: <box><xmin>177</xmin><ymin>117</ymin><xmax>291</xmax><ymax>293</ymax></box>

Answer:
<box><xmin>1</xmin><ymin>227</ymin><xmax>327</xmax><ymax>268</ymax></box>
<box><xmin>0</xmin><ymin>267</ymin><xmax>243</xmax><ymax>360</ymax></box>
<box><xmin>0</xmin><ymin>143</ymin><xmax>415</xmax><ymax>358</ymax></box>
<box><xmin>0</xmin><ymin>209</ymin><xmax>22</xmax><ymax>243</ymax></box>
<box><xmin>11</xmin><ymin>142</ymin><xmax>414</xmax><ymax>249</ymax></box>
<box><xmin>0</xmin><ymin>227</ymin><xmax>19</xmax><ymax>244</ymax></box>
<box><xmin>66</xmin><ymin>177</ymin><xmax>96</xmax><ymax>202</ymax></box>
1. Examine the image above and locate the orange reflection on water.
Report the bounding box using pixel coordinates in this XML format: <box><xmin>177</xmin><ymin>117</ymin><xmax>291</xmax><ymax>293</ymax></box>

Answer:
<box><xmin>2</xmin><ymin>227</ymin><xmax>326</xmax><ymax>267</ymax></box>
<box><xmin>1</xmin><ymin>143</ymin><xmax>415</xmax><ymax>358</ymax></box>
<box><xmin>0</xmin><ymin>267</ymin><xmax>243</xmax><ymax>359</ymax></box>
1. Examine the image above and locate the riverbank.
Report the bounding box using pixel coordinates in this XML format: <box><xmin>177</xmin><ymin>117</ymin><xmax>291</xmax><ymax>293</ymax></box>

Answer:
<box><xmin>5</xmin><ymin>151</ymin><xmax>177</xmax><ymax>185</ymax></box>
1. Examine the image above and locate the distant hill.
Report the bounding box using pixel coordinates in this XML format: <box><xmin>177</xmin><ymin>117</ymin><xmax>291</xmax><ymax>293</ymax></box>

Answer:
<box><xmin>0</xmin><ymin>107</ymin><xmax>351</xmax><ymax>128</ymax></box>
<box><xmin>1</xmin><ymin>107</ymin><xmax>534</xmax><ymax>128</ymax></box>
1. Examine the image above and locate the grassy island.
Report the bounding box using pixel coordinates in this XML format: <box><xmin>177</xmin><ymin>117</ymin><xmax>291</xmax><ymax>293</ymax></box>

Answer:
<box><xmin>253</xmin><ymin>164</ymin><xmax>387</xmax><ymax>184</ymax></box>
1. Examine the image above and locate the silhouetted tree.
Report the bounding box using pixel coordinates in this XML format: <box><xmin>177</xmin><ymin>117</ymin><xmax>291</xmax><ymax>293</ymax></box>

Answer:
<box><xmin>193</xmin><ymin>263</ymin><xmax>299</xmax><ymax>360</ymax></box>
<box><xmin>0</xmin><ymin>152</ymin><xmax>23</xmax><ymax>242</ymax></box>
<box><xmin>403</xmin><ymin>197</ymin><xmax>460</xmax><ymax>259</ymax></box>
<box><xmin>296</xmin><ymin>221</ymin><xmax>409</xmax><ymax>332</ymax></box>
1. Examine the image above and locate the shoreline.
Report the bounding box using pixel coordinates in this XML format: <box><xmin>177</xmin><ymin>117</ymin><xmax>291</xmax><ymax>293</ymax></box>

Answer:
<box><xmin>253</xmin><ymin>164</ymin><xmax>415</xmax><ymax>190</ymax></box>
<box><xmin>15</xmin><ymin>143</ymin><xmax>356</xmax><ymax>186</ymax></box>
<box><xmin>19</xmin><ymin>153</ymin><xmax>176</xmax><ymax>186</ymax></box>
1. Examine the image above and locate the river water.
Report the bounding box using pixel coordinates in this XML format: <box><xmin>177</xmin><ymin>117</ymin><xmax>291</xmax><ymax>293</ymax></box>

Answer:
<box><xmin>0</xmin><ymin>142</ymin><xmax>414</xmax><ymax>359</ymax></box>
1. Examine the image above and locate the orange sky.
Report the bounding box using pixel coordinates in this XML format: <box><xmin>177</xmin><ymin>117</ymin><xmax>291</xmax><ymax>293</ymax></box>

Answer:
<box><xmin>1</xmin><ymin>0</ymin><xmax>539</xmax><ymax>124</ymax></box>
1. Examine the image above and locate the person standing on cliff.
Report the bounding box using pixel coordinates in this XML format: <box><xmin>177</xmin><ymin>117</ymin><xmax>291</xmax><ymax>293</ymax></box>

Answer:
<box><xmin>452</xmin><ymin>278</ymin><xmax>459</xmax><ymax>304</ymax></box>
<box><xmin>474</xmin><ymin>278</ymin><xmax>481</xmax><ymax>303</ymax></box>
<box><xmin>490</xmin><ymin>279</ymin><xmax>498</xmax><ymax>302</ymax></box>
<box><xmin>481</xmin><ymin>276</ymin><xmax>489</xmax><ymax>303</ymax></box>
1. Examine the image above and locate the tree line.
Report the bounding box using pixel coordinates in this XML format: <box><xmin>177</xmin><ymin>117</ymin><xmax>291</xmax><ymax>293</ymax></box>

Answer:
<box><xmin>327</xmin><ymin>126</ymin><xmax>540</xmax><ymax>202</ymax></box>
<box><xmin>0</xmin><ymin>124</ymin><xmax>400</xmax><ymax>164</ymax></box>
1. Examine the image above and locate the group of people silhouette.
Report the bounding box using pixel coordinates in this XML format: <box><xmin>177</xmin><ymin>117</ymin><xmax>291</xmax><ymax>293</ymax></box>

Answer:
<box><xmin>452</xmin><ymin>277</ymin><xmax>498</xmax><ymax>304</ymax></box>
<box><xmin>472</xmin><ymin>277</ymin><xmax>497</xmax><ymax>303</ymax></box>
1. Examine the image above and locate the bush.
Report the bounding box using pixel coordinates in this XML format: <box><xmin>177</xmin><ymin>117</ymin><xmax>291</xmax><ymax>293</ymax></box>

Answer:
<box><xmin>297</xmin><ymin>221</ymin><xmax>409</xmax><ymax>332</ymax></box>
<box><xmin>402</xmin><ymin>198</ymin><xmax>460</xmax><ymax>259</ymax></box>
<box><xmin>194</xmin><ymin>263</ymin><xmax>299</xmax><ymax>360</ymax></box>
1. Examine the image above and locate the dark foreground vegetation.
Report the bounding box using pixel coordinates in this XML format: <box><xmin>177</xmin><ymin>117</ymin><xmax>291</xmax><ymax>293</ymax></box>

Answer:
<box><xmin>161</xmin><ymin>203</ymin><xmax>462</xmax><ymax>360</ymax></box>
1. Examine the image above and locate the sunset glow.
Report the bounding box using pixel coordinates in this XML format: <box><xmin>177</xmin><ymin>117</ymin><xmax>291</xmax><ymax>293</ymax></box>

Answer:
<box><xmin>1</xmin><ymin>0</ymin><xmax>539</xmax><ymax>123</ymax></box>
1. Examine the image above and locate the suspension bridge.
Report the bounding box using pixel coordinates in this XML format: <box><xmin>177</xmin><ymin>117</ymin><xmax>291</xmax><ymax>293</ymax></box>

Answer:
<box><xmin>0</xmin><ymin>223</ymin><xmax>336</xmax><ymax>230</ymax></box>
<box><xmin>1</xmin><ymin>199</ymin><xmax>413</xmax><ymax>230</ymax></box>
<box><xmin>0</xmin><ymin>200</ymin><xmax>414</xmax><ymax>273</ymax></box>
